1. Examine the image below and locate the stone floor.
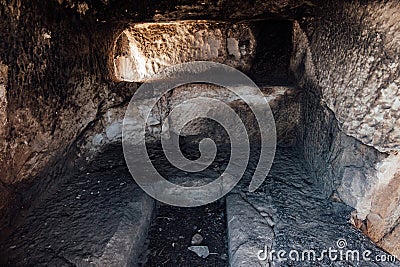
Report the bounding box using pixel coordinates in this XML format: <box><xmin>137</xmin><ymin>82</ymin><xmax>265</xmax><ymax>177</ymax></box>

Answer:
<box><xmin>139</xmin><ymin>200</ymin><xmax>228</xmax><ymax>266</ymax></box>
<box><xmin>0</xmin><ymin>144</ymin><xmax>399</xmax><ymax>267</ymax></box>
<box><xmin>227</xmin><ymin>148</ymin><xmax>399</xmax><ymax>267</ymax></box>
<box><xmin>0</xmin><ymin>144</ymin><xmax>154</xmax><ymax>267</ymax></box>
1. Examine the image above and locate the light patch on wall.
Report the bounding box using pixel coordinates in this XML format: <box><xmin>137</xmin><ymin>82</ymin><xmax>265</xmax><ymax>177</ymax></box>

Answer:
<box><xmin>0</xmin><ymin>61</ymin><xmax>8</xmax><ymax>132</ymax></box>
<box><xmin>77</xmin><ymin>2</ymin><xmax>89</xmax><ymax>14</ymax></box>
<box><xmin>112</xmin><ymin>21</ymin><xmax>256</xmax><ymax>82</ymax></box>
<box><xmin>227</xmin><ymin>38</ymin><xmax>240</xmax><ymax>60</ymax></box>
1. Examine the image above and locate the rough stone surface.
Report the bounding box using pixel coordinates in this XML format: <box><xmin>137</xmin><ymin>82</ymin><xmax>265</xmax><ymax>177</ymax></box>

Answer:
<box><xmin>0</xmin><ymin>61</ymin><xmax>7</xmax><ymax>145</ymax></box>
<box><xmin>53</xmin><ymin>0</ymin><xmax>316</xmax><ymax>22</ymax></box>
<box><xmin>290</xmin><ymin>1</ymin><xmax>400</xmax><ymax>258</ymax></box>
<box><xmin>114</xmin><ymin>22</ymin><xmax>255</xmax><ymax>82</ymax></box>
<box><xmin>296</xmin><ymin>79</ymin><xmax>400</xmax><ymax>259</ymax></box>
<box><xmin>227</xmin><ymin>148</ymin><xmax>399</xmax><ymax>266</ymax></box>
<box><xmin>113</xmin><ymin>20</ymin><xmax>293</xmax><ymax>85</ymax></box>
<box><xmin>294</xmin><ymin>2</ymin><xmax>400</xmax><ymax>153</ymax></box>
<box><xmin>0</xmin><ymin>0</ymin><xmax>135</xmax><ymax>228</ymax></box>
<box><xmin>0</xmin><ymin>61</ymin><xmax>9</xmax><ymax>217</ymax></box>
<box><xmin>227</xmin><ymin>194</ymin><xmax>274</xmax><ymax>267</ymax></box>
<box><xmin>0</xmin><ymin>0</ymin><xmax>294</xmax><ymax>228</ymax></box>
<box><xmin>1</xmin><ymin>0</ymin><xmax>400</xmax><ymax>263</ymax></box>
<box><xmin>120</xmin><ymin>84</ymin><xmax>300</xmax><ymax>147</ymax></box>
<box><xmin>0</xmin><ymin>144</ymin><xmax>155</xmax><ymax>266</ymax></box>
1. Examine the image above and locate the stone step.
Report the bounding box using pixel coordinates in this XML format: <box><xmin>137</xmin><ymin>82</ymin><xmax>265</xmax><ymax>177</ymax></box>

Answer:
<box><xmin>0</xmin><ymin>148</ymin><xmax>155</xmax><ymax>267</ymax></box>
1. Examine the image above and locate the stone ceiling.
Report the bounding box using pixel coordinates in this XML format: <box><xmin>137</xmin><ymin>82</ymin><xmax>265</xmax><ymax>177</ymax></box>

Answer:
<box><xmin>55</xmin><ymin>0</ymin><xmax>319</xmax><ymax>22</ymax></box>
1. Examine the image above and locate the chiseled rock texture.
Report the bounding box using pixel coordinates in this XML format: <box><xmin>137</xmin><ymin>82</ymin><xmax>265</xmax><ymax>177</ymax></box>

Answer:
<box><xmin>0</xmin><ymin>1</ymin><xmax>132</xmax><ymax>228</ymax></box>
<box><xmin>300</xmin><ymin>2</ymin><xmax>400</xmax><ymax>153</ymax></box>
<box><xmin>291</xmin><ymin>1</ymin><xmax>400</xmax><ymax>258</ymax></box>
<box><xmin>114</xmin><ymin>22</ymin><xmax>256</xmax><ymax>82</ymax></box>
<box><xmin>0</xmin><ymin>61</ymin><xmax>9</xmax><ymax>217</ymax></box>
<box><xmin>115</xmin><ymin>84</ymin><xmax>300</xmax><ymax>147</ymax></box>
<box><xmin>113</xmin><ymin>20</ymin><xmax>293</xmax><ymax>85</ymax></box>
<box><xmin>0</xmin><ymin>0</ymin><xmax>299</xmax><ymax>229</ymax></box>
<box><xmin>1</xmin><ymin>0</ymin><xmax>400</xmax><ymax>261</ymax></box>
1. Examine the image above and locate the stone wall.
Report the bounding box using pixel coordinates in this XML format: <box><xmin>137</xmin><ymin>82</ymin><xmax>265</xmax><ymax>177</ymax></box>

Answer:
<box><xmin>0</xmin><ymin>60</ymin><xmax>9</xmax><ymax>220</ymax></box>
<box><xmin>113</xmin><ymin>22</ymin><xmax>256</xmax><ymax>82</ymax></box>
<box><xmin>88</xmin><ymin>83</ymin><xmax>300</xmax><ymax>150</ymax></box>
<box><xmin>2</xmin><ymin>0</ymin><xmax>399</xmax><ymax>260</ymax></box>
<box><xmin>0</xmin><ymin>0</ymin><xmax>131</xmax><ymax>227</ymax></box>
<box><xmin>291</xmin><ymin>0</ymin><xmax>400</xmax><ymax>258</ymax></box>
<box><xmin>113</xmin><ymin>20</ymin><xmax>293</xmax><ymax>85</ymax></box>
<box><xmin>0</xmin><ymin>0</ymin><xmax>298</xmax><ymax>229</ymax></box>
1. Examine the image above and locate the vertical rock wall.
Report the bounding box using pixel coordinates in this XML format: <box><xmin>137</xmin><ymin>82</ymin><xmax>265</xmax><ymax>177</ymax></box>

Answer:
<box><xmin>0</xmin><ymin>0</ymin><xmax>132</xmax><ymax>227</ymax></box>
<box><xmin>0</xmin><ymin>60</ymin><xmax>9</xmax><ymax>221</ymax></box>
<box><xmin>291</xmin><ymin>0</ymin><xmax>400</xmax><ymax>257</ymax></box>
<box><xmin>0</xmin><ymin>0</ymin><xmax>297</xmax><ymax>231</ymax></box>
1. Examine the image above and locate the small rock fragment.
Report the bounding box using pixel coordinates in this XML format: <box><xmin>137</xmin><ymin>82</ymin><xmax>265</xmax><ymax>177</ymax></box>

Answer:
<box><xmin>191</xmin><ymin>233</ymin><xmax>204</xmax><ymax>245</ymax></box>
<box><xmin>188</xmin><ymin>246</ymin><xmax>209</xmax><ymax>258</ymax></box>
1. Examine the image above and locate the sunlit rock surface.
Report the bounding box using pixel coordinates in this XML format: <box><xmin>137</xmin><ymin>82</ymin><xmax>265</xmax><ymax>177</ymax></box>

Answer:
<box><xmin>113</xmin><ymin>22</ymin><xmax>255</xmax><ymax>82</ymax></box>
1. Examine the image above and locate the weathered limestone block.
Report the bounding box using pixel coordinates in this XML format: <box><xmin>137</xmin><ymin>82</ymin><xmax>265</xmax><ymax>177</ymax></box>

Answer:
<box><xmin>226</xmin><ymin>194</ymin><xmax>274</xmax><ymax>267</ymax></box>
<box><xmin>77</xmin><ymin>84</ymin><xmax>300</xmax><ymax>170</ymax></box>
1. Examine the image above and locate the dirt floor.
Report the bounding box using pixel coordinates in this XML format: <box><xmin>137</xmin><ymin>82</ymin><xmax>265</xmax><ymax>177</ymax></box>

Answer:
<box><xmin>139</xmin><ymin>200</ymin><xmax>228</xmax><ymax>267</ymax></box>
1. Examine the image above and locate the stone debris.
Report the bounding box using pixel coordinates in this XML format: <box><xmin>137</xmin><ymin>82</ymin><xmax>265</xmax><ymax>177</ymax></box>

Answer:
<box><xmin>191</xmin><ymin>233</ymin><xmax>204</xmax><ymax>245</ymax></box>
<box><xmin>188</xmin><ymin>246</ymin><xmax>210</xmax><ymax>258</ymax></box>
